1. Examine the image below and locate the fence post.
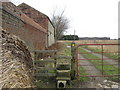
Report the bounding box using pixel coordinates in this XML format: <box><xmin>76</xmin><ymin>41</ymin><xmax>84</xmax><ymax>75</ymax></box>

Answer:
<box><xmin>33</xmin><ymin>51</ymin><xmax>36</xmax><ymax>79</ymax></box>
<box><xmin>71</xmin><ymin>42</ymin><xmax>76</xmax><ymax>80</ymax></box>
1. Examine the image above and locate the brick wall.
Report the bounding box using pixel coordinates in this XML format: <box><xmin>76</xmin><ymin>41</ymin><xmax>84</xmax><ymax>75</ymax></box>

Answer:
<box><xmin>18</xmin><ymin>3</ymin><xmax>48</xmax><ymax>31</ymax></box>
<box><xmin>18</xmin><ymin>3</ymin><xmax>55</xmax><ymax>47</ymax></box>
<box><xmin>1</xmin><ymin>2</ymin><xmax>47</xmax><ymax>50</ymax></box>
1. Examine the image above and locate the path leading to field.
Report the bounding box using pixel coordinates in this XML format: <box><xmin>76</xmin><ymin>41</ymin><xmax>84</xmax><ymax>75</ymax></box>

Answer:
<box><xmin>81</xmin><ymin>48</ymin><xmax>118</xmax><ymax>68</ymax></box>
<box><xmin>78</xmin><ymin>48</ymin><xmax>119</xmax><ymax>88</ymax></box>
<box><xmin>78</xmin><ymin>54</ymin><xmax>105</xmax><ymax>88</ymax></box>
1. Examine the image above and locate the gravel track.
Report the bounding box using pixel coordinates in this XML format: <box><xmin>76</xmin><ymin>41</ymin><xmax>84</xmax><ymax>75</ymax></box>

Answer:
<box><xmin>78</xmin><ymin>48</ymin><xmax>119</xmax><ymax>88</ymax></box>
<box><xmin>78</xmin><ymin>54</ymin><xmax>105</xmax><ymax>88</ymax></box>
<box><xmin>81</xmin><ymin>48</ymin><xmax>118</xmax><ymax>68</ymax></box>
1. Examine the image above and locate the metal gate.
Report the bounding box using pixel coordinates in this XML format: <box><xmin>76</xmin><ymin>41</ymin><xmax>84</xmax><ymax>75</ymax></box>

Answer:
<box><xmin>75</xmin><ymin>44</ymin><xmax>120</xmax><ymax>79</ymax></box>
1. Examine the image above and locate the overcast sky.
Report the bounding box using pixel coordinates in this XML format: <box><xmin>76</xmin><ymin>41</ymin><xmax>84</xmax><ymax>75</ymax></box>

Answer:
<box><xmin>10</xmin><ymin>0</ymin><xmax>119</xmax><ymax>39</ymax></box>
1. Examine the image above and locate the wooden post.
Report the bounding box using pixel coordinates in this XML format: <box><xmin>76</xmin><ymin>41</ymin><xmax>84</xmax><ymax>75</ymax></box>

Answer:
<box><xmin>33</xmin><ymin>51</ymin><xmax>36</xmax><ymax>78</ymax></box>
<box><xmin>71</xmin><ymin>42</ymin><xmax>76</xmax><ymax>80</ymax></box>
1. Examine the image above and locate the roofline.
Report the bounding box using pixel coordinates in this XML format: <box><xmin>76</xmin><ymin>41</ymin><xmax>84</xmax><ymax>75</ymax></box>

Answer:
<box><xmin>46</xmin><ymin>16</ymin><xmax>55</xmax><ymax>29</ymax></box>
<box><xmin>18</xmin><ymin>3</ymin><xmax>48</xmax><ymax>17</ymax></box>
<box><xmin>18</xmin><ymin>3</ymin><xmax>55</xmax><ymax>29</ymax></box>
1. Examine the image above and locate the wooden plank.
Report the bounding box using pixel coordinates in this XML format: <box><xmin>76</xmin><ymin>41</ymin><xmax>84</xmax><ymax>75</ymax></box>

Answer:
<box><xmin>34</xmin><ymin>73</ymin><xmax>56</xmax><ymax>76</ymax></box>
<box><xmin>56</xmin><ymin>77</ymin><xmax>71</xmax><ymax>80</ymax></box>
<box><xmin>56</xmin><ymin>63</ymin><xmax>71</xmax><ymax>65</ymax></box>
<box><xmin>34</xmin><ymin>67</ymin><xmax>56</xmax><ymax>70</ymax></box>
<box><xmin>55</xmin><ymin>56</ymin><xmax>72</xmax><ymax>59</ymax></box>
<box><xmin>56</xmin><ymin>70</ymin><xmax>70</xmax><ymax>73</ymax></box>
<box><xmin>31</xmin><ymin>50</ymin><xmax>57</xmax><ymax>53</ymax></box>
<box><xmin>34</xmin><ymin>59</ymin><xmax>56</xmax><ymax>63</ymax></box>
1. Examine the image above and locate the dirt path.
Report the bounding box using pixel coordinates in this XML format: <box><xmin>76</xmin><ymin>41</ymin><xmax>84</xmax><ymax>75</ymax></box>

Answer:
<box><xmin>78</xmin><ymin>54</ymin><xmax>105</xmax><ymax>88</ymax></box>
<box><xmin>81</xmin><ymin>48</ymin><xmax>118</xmax><ymax>68</ymax></box>
<box><xmin>78</xmin><ymin>48</ymin><xmax>120</xmax><ymax>88</ymax></box>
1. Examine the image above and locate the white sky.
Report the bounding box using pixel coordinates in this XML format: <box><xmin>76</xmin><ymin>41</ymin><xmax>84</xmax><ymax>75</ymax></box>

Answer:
<box><xmin>10</xmin><ymin>0</ymin><xmax>119</xmax><ymax>39</ymax></box>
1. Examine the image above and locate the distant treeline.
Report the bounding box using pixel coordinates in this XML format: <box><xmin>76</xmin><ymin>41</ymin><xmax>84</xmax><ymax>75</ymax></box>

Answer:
<box><xmin>79</xmin><ymin>37</ymin><xmax>110</xmax><ymax>40</ymax></box>
<box><xmin>59</xmin><ymin>35</ymin><xmax>112</xmax><ymax>40</ymax></box>
<box><xmin>59</xmin><ymin>35</ymin><xmax>79</xmax><ymax>40</ymax></box>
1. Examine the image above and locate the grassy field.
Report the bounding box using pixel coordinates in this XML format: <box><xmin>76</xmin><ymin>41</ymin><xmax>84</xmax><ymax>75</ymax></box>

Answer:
<box><xmin>84</xmin><ymin>46</ymin><xmax>120</xmax><ymax>60</ymax></box>
<box><xmin>59</xmin><ymin>40</ymin><xmax>119</xmax><ymax>44</ymax></box>
<box><xmin>78</xmin><ymin>47</ymin><xmax>119</xmax><ymax>82</ymax></box>
<box><xmin>59</xmin><ymin>40</ymin><xmax>120</xmax><ymax>59</ymax></box>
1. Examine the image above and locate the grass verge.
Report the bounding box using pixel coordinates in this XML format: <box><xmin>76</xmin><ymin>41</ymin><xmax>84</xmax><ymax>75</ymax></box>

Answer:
<box><xmin>59</xmin><ymin>42</ymin><xmax>89</xmax><ymax>82</ymax></box>
<box><xmin>79</xmin><ymin>66</ymin><xmax>89</xmax><ymax>82</ymax></box>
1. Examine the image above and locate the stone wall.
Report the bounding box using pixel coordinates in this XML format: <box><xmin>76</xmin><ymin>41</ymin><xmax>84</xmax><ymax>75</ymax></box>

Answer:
<box><xmin>0</xmin><ymin>29</ymin><xmax>33</xmax><ymax>88</ymax></box>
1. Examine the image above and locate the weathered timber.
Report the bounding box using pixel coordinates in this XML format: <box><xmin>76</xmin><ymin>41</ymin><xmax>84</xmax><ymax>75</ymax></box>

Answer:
<box><xmin>34</xmin><ymin>59</ymin><xmax>56</xmax><ymax>63</ymax></box>
<box><xmin>33</xmin><ymin>49</ymin><xmax>57</xmax><ymax>78</ymax></box>
<box><xmin>34</xmin><ymin>67</ymin><xmax>56</xmax><ymax>70</ymax></box>
<box><xmin>56</xmin><ymin>64</ymin><xmax>71</xmax><ymax>70</ymax></box>
<box><xmin>55</xmin><ymin>56</ymin><xmax>72</xmax><ymax>59</ymax></box>
<box><xmin>56</xmin><ymin>77</ymin><xmax>71</xmax><ymax>80</ymax></box>
<box><xmin>31</xmin><ymin>50</ymin><xmax>57</xmax><ymax>53</ymax></box>
<box><xmin>71</xmin><ymin>42</ymin><xmax>76</xmax><ymax>80</ymax></box>
<box><xmin>34</xmin><ymin>73</ymin><xmax>56</xmax><ymax>77</ymax></box>
<box><xmin>56</xmin><ymin>70</ymin><xmax>71</xmax><ymax>77</ymax></box>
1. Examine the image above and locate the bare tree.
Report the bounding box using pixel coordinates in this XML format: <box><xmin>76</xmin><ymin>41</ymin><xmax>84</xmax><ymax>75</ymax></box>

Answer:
<box><xmin>51</xmin><ymin>9</ymin><xmax>69</xmax><ymax>40</ymax></box>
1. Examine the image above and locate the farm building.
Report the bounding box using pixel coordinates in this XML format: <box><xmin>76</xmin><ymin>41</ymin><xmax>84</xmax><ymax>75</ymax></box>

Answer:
<box><xmin>18</xmin><ymin>3</ymin><xmax>55</xmax><ymax>47</ymax></box>
<box><xmin>1</xmin><ymin>2</ymin><xmax>55</xmax><ymax>50</ymax></box>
